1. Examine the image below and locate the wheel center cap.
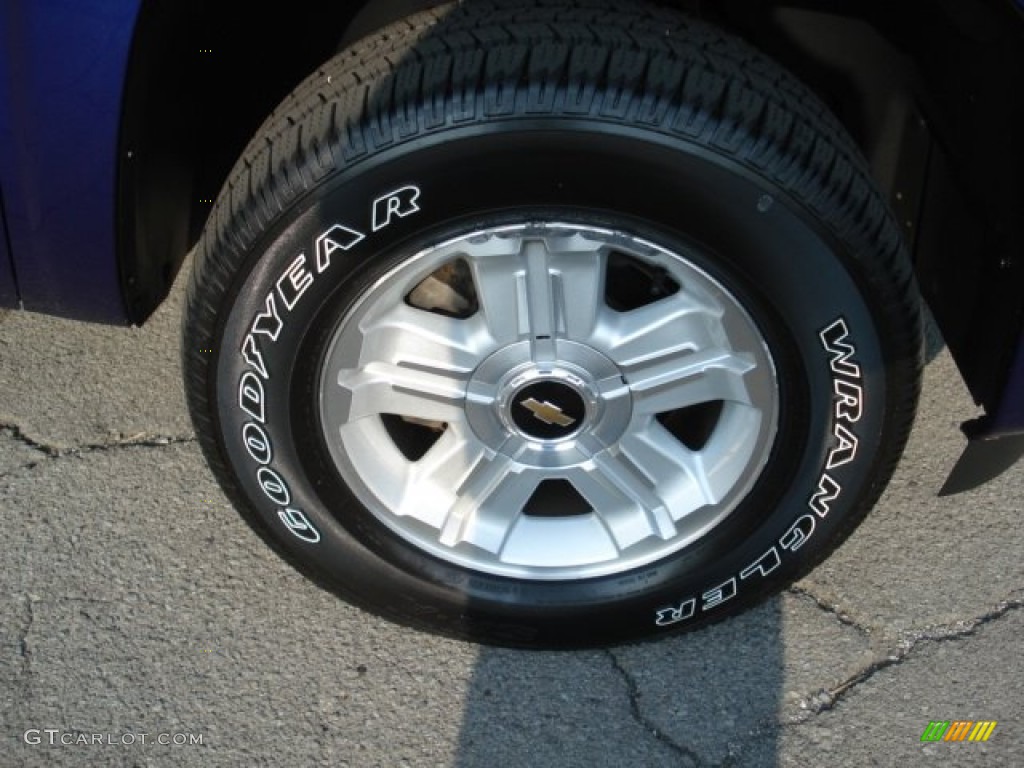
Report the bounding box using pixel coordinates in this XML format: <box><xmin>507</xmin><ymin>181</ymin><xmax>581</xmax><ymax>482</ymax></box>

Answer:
<box><xmin>463</xmin><ymin>340</ymin><xmax>631</xmax><ymax>462</ymax></box>
<box><xmin>511</xmin><ymin>380</ymin><xmax>587</xmax><ymax>440</ymax></box>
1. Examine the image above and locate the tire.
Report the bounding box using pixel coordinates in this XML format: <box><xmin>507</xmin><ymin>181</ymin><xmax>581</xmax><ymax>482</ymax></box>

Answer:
<box><xmin>183</xmin><ymin>0</ymin><xmax>921</xmax><ymax>647</ymax></box>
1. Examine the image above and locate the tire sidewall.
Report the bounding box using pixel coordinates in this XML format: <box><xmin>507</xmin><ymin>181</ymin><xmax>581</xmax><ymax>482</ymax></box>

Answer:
<box><xmin>212</xmin><ymin>122</ymin><xmax>890</xmax><ymax>644</ymax></box>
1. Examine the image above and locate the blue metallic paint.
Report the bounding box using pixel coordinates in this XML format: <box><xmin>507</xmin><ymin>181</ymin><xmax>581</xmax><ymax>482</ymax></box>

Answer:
<box><xmin>0</xmin><ymin>0</ymin><xmax>141</xmax><ymax>323</ymax></box>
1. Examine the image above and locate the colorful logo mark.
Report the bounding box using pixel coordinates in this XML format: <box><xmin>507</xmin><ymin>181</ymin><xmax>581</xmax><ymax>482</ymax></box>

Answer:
<box><xmin>921</xmin><ymin>721</ymin><xmax>997</xmax><ymax>742</ymax></box>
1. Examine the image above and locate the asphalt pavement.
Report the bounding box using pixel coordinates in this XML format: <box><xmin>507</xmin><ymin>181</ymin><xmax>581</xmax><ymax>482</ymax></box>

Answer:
<box><xmin>1</xmin><ymin>268</ymin><xmax>1021</xmax><ymax>767</ymax></box>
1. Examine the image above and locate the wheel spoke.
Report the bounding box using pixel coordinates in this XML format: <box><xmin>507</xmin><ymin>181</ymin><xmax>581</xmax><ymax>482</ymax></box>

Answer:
<box><xmin>438</xmin><ymin>452</ymin><xmax>536</xmax><ymax>554</ymax></box>
<box><xmin>593</xmin><ymin>292</ymin><xmax>721</xmax><ymax>366</ymax></box>
<box><xmin>325</xmin><ymin>302</ymin><xmax>495</xmax><ymax>424</ymax></box>
<box><xmin>333</xmin><ymin>362</ymin><xmax>469</xmax><ymax>423</ymax></box>
<box><xmin>467</xmin><ymin>235</ymin><xmax>529</xmax><ymax>346</ymax></box>
<box><xmin>547</xmin><ymin>240</ymin><xmax>605</xmax><ymax>341</ymax></box>
<box><xmin>408</xmin><ymin>425</ymin><xmax>486</xmax><ymax>486</ymax></box>
<box><xmin>395</xmin><ymin>426</ymin><xmax>491</xmax><ymax>528</ymax></box>
<box><xmin>567</xmin><ymin>454</ymin><xmax>678</xmax><ymax>550</ymax></box>
<box><xmin>353</xmin><ymin>302</ymin><xmax>489</xmax><ymax>373</ymax></box>
<box><xmin>628</xmin><ymin>347</ymin><xmax>757</xmax><ymax>416</ymax></box>
<box><xmin>468</xmin><ymin>234</ymin><xmax>606</xmax><ymax>355</ymax></box>
<box><xmin>619</xmin><ymin>421</ymin><xmax>723</xmax><ymax>506</ymax></box>
<box><xmin>521</xmin><ymin>240</ymin><xmax>559</xmax><ymax>361</ymax></box>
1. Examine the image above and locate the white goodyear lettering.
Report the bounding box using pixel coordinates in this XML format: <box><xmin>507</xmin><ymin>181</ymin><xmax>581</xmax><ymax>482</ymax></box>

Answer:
<box><xmin>276</xmin><ymin>254</ymin><xmax>314</xmax><ymax>311</ymax></box>
<box><xmin>316</xmin><ymin>224</ymin><xmax>365</xmax><ymax>272</ymax></box>
<box><xmin>241</xmin><ymin>332</ymin><xmax>269</xmax><ymax>380</ymax></box>
<box><xmin>250</xmin><ymin>291</ymin><xmax>284</xmax><ymax>345</ymax></box>
<box><xmin>238</xmin><ymin>372</ymin><xmax>267</xmax><ymax>424</ymax></box>
<box><xmin>235</xmin><ymin>185</ymin><xmax>424</xmax><ymax>545</ymax></box>
<box><xmin>653</xmin><ymin>316</ymin><xmax>865</xmax><ymax>627</ymax></box>
<box><xmin>242</xmin><ymin>422</ymin><xmax>273</xmax><ymax>465</ymax></box>
<box><xmin>278</xmin><ymin>508</ymin><xmax>321</xmax><ymax>543</ymax></box>
<box><xmin>372</xmin><ymin>185</ymin><xmax>421</xmax><ymax>231</ymax></box>
<box><xmin>257</xmin><ymin>467</ymin><xmax>290</xmax><ymax>507</ymax></box>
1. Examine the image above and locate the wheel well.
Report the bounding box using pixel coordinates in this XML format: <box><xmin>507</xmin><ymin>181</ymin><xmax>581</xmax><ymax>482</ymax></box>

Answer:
<box><xmin>120</xmin><ymin>0</ymin><xmax>1024</xmax><ymax>417</ymax></box>
<box><xmin>119</xmin><ymin>0</ymin><xmax>905</xmax><ymax>323</ymax></box>
<box><xmin>118</xmin><ymin>0</ymin><xmax>364</xmax><ymax>323</ymax></box>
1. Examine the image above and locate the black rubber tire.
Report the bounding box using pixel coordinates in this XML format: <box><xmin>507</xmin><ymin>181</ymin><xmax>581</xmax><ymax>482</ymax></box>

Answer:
<box><xmin>183</xmin><ymin>0</ymin><xmax>922</xmax><ymax>648</ymax></box>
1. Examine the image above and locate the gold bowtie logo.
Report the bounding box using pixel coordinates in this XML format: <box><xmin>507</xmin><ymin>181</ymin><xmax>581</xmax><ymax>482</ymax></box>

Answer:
<box><xmin>520</xmin><ymin>398</ymin><xmax>576</xmax><ymax>428</ymax></box>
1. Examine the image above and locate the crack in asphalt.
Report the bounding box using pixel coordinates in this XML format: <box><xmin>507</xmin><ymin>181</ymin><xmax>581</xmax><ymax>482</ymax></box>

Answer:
<box><xmin>787</xmin><ymin>596</ymin><xmax>1024</xmax><ymax>720</ymax></box>
<box><xmin>0</xmin><ymin>423</ymin><xmax>196</xmax><ymax>476</ymax></box>
<box><xmin>786</xmin><ymin>585</ymin><xmax>874</xmax><ymax>637</ymax></box>
<box><xmin>604</xmin><ymin>649</ymin><xmax>702</xmax><ymax>767</ymax></box>
<box><xmin>18</xmin><ymin>594</ymin><xmax>35</xmax><ymax>676</ymax></box>
<box><xmin>0</xmin><ymin>423</ymin><xmax>58</xmax><ymax>456</ymax></box>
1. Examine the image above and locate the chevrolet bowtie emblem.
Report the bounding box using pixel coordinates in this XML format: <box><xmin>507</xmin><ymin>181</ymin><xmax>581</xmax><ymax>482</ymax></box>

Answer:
<box><xmin>520</xmin><ymin>397</ymin><xmax>576</xmax><ymax>428</ymax></box>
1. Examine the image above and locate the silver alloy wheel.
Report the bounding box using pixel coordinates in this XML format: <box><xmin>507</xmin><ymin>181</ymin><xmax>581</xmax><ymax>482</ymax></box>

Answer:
<box><xmin>319</xmin><ymin>223</ymin><xmax>779</xmax><ymax>580</ymax></box>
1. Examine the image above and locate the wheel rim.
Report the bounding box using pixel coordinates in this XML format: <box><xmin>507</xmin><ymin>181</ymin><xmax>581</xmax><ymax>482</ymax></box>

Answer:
<box><xmin>318</xmin><ymin>223</ymin><xmax>779</xmax><ymax>580</ymax></box>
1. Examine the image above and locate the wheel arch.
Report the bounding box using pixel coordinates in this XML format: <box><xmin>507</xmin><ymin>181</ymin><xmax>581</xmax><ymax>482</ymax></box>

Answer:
<box><xmin>116</xmin><ymin>0</ymin><xmax>364</xmax><ymax>323</ymax></box>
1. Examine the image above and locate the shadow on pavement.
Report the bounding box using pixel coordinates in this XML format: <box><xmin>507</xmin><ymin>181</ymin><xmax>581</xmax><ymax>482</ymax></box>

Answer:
<box><xmin>455</xmin><ymin>602</ymin><xmax>783</xmax><ymax>767</ymax></box>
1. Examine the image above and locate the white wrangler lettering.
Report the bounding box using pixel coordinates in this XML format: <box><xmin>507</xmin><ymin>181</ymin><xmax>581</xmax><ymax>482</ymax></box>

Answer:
<box><xmin>826</xmin><ymin>423</ymin><xmax>860</xmax><ymax>470</ymax></box>
<box><xmin>819</xmin><ymin>318</ymin><xmax>861</xmax><ymax>379</ymax></box>
<box><xmin>656</xmin><ymin>315</ymin><xmax>866</xmax><ymax>629</ymax></box>
<box><xmin>833</xmin><ymin>378</ymin><xmax>863</xmax><ymax>423</ymax></box>
<box><xmin>779</xmin><ymin>514</ymin><xmax>816</xmax><ymax>552</ymax></box>
<box><xmin>808</xmin><ymin>473</ymin><xmax>842</xmax><ymax>518</ymax></box>
<box><xmin>702</xmin><ymin>577</ymin><xmax>737</xmax><ymax>611</ymax></box>
<box><xmin>372</xmin><ymin>185</ymin><xmax>421</xmax><ymax>231</ymax></box>
<box><xmin>655</xmin><ymin>598</ymin><xmax>696</xmax><ymax>626</ymax></box>
<box><xmin>740</xmin><ymin>547</ymin><xmax>781</xmax><ymax>580</ymax></box>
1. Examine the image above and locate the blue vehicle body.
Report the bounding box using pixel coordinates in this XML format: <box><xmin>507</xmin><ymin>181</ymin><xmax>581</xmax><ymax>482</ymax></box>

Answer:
<box><xmin>0</xmin><ymin>0</ymin><xmax>139</xmax><ymax>323</ymax></box>
<box><xmin>0</xmin><ymin>0</ymin><xmax>1022</xmax><ymax>487</ymax></box>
